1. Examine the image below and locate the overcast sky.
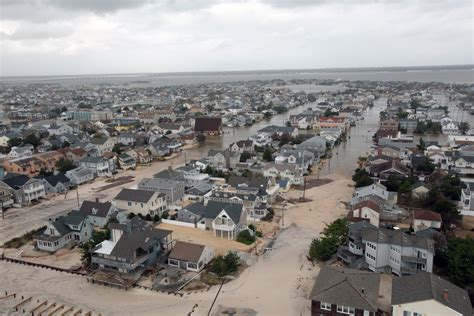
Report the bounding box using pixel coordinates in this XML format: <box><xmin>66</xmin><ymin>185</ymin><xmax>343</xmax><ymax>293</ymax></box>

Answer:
<box><xmin>0</xmin><ymin>0</ymin><xmax>472</xmax><ymax>76</ymax></box>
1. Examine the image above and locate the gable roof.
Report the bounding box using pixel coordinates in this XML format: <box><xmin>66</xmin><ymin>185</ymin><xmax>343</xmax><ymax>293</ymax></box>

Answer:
<box><xmin>184</xmin><ymin>201</ymin><xmax>243</xmax><ymax>223</ymax></box>
<box><xmin>414</xmin><ymin>210</ymin><xmax>442</xmax><ymax>222</ymax></box>
<box><xmin>78</xmin><ymin>200</ymin><xmax>114</xmax><ymax>218</ymax></box>
<box><xmin>362</xmin><ymin>227</ymin><xmax>435</xmax><ymax>253</ymax></box>
<box><xmin>1</xmin><ymin>174</ymin><xmax>31</xmax><ymax>189</ymax></box>
<box><xmin>114</xmin><ymin>188</ymin><xmax>163</xmax><ymax>203</ymax></box>
<box><xmin>168</xmin><ymin>241</ymin><xmax>206</xmax><ymax>263</ymax></box>
<box><xmin>309</xmin><ymin>266</ymin><xmax>380</xmax><ymax>312</ymax></box>
<box><xmin>392</xmin><ymin>272</ymin><xmax>472</xmax><ymax>315</ymax></box>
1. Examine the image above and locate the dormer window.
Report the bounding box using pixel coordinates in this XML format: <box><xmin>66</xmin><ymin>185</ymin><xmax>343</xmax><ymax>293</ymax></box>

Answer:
<box><xmin>92</xmin><ymin>208</ymin><xmax>98</xmax><ymax>215</ymax></box>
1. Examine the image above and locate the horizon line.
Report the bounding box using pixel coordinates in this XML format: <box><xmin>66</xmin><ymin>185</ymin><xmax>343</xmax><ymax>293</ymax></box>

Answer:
<box><xmin>1</xmin><ymin>63</ymin><xmax>472</xmax><ymax>80</ymax></box>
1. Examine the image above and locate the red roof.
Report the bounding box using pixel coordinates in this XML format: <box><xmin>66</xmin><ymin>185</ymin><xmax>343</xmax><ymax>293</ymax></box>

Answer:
<box><xmin>414</xmin><ymin>210</ymin><xmax>442</xmax><ymax>222</ymax></box>
<box><xmin>353</xmin><ymin>200</ymin><xmax>382</xmax><ymax>213</ymax></box>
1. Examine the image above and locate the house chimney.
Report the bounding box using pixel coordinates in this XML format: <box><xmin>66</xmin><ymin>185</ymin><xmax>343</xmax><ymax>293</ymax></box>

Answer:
<box><xmin>443</xmin><ymin>290</ymin><xmax>449</xmax><ymax>301</ymax></box>
<box><xmin>95</xmin><ymin>197</ymin><xmax>99</xmax><ymax>203</ymax></box>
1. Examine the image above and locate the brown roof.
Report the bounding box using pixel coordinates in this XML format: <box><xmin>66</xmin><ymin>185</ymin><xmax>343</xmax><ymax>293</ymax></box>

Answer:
<box><xmin>352</xmin><ymin>200</ymin><xmax>382</xmax><ymax>213</ymax></box>
<box><xmin>168</xmin><ymin>241</ymin><xmax>206</xmax><ymax>263</ymax></box>
<box><xmin>414</xmin><ymin>210</ymin><xmax>442</xmax><ymax>222</ymax></box>
<box><xmin>194</xmin><ymin>117</ymin><xmax>222</xmax><ymax>132</ymax></box>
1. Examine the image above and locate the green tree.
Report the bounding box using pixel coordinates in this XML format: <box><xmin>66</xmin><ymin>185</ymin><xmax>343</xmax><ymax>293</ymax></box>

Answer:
<box><xmin>112</xmin><ymin>143</ymin><xmax>125</xmax><ymax>155</ymax></box>
<box><xmin>23</xmin><ymin>133</ymin><xmax>41</xmax><ymax>147</ymax></box>
<box><xmin>308</xmin><ymin>218</ymin><xmax>348</xmax><ymax>262</ymax></box>
<box><xmin>352</xmin><ymin>169</ymin><xmax>374</xmax><ymax>188</ymax></box>
<box><xmin>239</xmin><ymin>151</ymin><xmax>252</xmax><ymax>163</ymax></box>
<box><xmin>7</xmin><ymin>137</ymin><xmax>22</xmax><ymax>148</ymax></box>
<box><xmin>417</xmin><ymin>137</ymin><xmax>426</xmax><ymax>151</ymax></box>
<box><xmin>437</xmin><ymin>237</ymin><xmax>474</xmax><ymax>290</ymax></box>
<box><xmin>62</xmin><ymin>141</ymin><xmax>70</xmax><ymax>148</ymax></box>
<box><xmin>439</xmin><ymin>174</ymin><xmax>464</xmax><ymax>201</ymax></box>
<box><xmin>38</xmin><ymin>168</ymin><xmax>53</xmax><ymax>177</ymax></box>
<box><xmin>210</xmin><ymin>252</ymin><xmax>240</xmax><ymax>277</ymax></box>
<box><xmin>262</xmin><ymin>147</ymin><xmax>273</xmax><ymax>162</ymax></box>
<box><xmin>432</xmin><ymin>200</ymin><xmax>461</xmax><ymax>226</ymax></box>
<box><xmin>56</xmin><ymin>158</ymin><xmax>76</xmax><ymax>173</ymax></box>
<box><xmin>459</xmin><ymin>122</ymin><xmax>470</xmax><ymax>135</ymax></box>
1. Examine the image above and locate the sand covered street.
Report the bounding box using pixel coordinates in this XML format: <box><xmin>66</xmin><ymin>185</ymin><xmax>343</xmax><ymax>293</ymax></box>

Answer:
<box><xmin>0</xmin><ymin>174</ymin><xmax>354</xmax><ymax>315</ymax></box>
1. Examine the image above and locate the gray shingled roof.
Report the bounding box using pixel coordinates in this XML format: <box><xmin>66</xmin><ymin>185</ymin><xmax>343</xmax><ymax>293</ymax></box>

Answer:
<box><xmin>184</xmin><ymin>201</ymin><xmax>243</xmax><ymax>223</ymax></box>
<box><xmin>79</xmin><ymin>200</ymin><xmax>113</xmax><ymax>218</ymax></box>
<box><xmin>109</xmin><ymin>218</ymin><xmax>172</xmax><ymax>260</ymax></box>
<box><xmin>309</xmin><ymin>266</ymin><xmax>380</xmax><ymax>312</ymax></box>
<box><xmin>362</xmin><ymin>227</ymin><xmax>435</xmax><ymax>253</ymax></box>
<box><xmin>392</xmin><ymin>272</ymin><xmax>472</xmax><ymax>315</ymax></box>
<box><xmin>114</xmin><ymin>188</ymin><xmax>163</xmax><ymax>203</ymax></box>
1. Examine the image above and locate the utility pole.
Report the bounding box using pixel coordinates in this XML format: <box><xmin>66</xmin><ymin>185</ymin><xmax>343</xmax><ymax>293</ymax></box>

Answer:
<box><xmin>76</xmin><ymin>187</ymin><xmax>80</xmax><ymax>208</ymax></box>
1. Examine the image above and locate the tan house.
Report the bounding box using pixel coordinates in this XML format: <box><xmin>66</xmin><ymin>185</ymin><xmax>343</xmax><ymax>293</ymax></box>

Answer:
<box><xmin>113</xmin><ymin>188</ymin><xmax>167</xmax><ymax>216</ymax></box>
<box><xmin>3</xmin><ymin>156</ymin><xmax>45</xmax><ymax>176</ymax></box>
<box><xmin>314</xmin><ymin>116</ymin><xmax>349</xmax><ymax>131</ymax></box>
<box><xmin>349</xmin><ymin>200</ymin><xmax>382</xmax><ymax>226</ymax></box>
<box><xmin>36</xmin><ymin>151</ymin><xmax>64</xmax><ymax>171</ymax></box>
<box><xmin>379</xmin><ymin>118</ymin><xmax>399</xmax><ymax>132</ymax></box>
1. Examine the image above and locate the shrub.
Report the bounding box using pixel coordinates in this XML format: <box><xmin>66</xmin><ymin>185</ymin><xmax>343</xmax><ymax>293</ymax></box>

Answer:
<box><xmin>236</xmin><ymin>230</ymin><xmax>255</xmax><ymax>245</ymax></box>
<box><xmin>153</xmin><ymin>214</ymin><xmax>161</xmax><ymax>222</ymax></box>
<box><xmin>210</xmin><ymin>252</ymin><xmax>240</xmax><ymax>277</ymax></box>
<box><xmin>145</xmin><ymin>214</ymin><xmax>152</xmax><ymax>221</ymax></box>
<box><xmin>255</xmin><ymin>231</ymin><xmax>263</xmax><ymax>238</ymax></box>
<box><xmin>161</xmin><ymin>211</ymin><xmax>169</xmax><ymax>219</ymax></box>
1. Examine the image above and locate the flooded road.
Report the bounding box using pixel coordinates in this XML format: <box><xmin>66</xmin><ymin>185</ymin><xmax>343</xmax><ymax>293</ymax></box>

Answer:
<box><xmin>184</xmin><ymin>95</ymin><xmax>386</xmax><ymax>178</ymax></box>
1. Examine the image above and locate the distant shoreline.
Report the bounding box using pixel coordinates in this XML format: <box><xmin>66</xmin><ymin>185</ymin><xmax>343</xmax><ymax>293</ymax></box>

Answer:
<box><xmin>1</xmin><ymin>64</ymin><xmax>472</xmax><ymax>80</ymax></box>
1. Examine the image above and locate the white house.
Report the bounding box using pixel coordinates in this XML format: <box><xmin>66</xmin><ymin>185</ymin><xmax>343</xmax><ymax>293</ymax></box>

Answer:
<box><xmin>413</xmin><ymin>210</ymin><xmax>442</xmax><ymax>232</ymax></box>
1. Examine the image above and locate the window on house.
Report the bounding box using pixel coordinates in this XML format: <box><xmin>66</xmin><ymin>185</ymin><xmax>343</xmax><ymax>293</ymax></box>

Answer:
<box><xmin>128</xmin><ymin>202</ymin><xmax>132</xmax><ymax>206</ymax></box>
<box><xmin>336</xmin><ymin>305</ymin><xmax>355</xmax><ymax>315</ymax></box>
<box><xmin>320</xmin><ymin>302</ymin><xmax>331</xmax><ymax>311</ymax></box>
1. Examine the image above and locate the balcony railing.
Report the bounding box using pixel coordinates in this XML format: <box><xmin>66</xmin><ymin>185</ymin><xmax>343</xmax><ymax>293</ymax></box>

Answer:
<box><xmin>401</xmin><ymin>256</ymin><xmax>426</xmax><ymax>264</ymax></box>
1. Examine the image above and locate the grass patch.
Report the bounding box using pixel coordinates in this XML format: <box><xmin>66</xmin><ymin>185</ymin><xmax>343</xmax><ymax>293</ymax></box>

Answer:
<box><xmin>3</xmin><ymin>226</ymin><xmax>46</xmax><ymax>249</ymax></box>
<box><xmin>201</xmin><ymin>272</ymin><xmax>221</xmax><ymax>286</ymax></box>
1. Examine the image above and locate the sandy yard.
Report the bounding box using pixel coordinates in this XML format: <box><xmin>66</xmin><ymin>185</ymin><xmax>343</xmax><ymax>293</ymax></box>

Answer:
<box><xmin>157</xmin><ymin>223</ymin><xmax>251</xmax><ymax>256</ymax></box>
<box><xmin>0</xmin><ymin>174</ymin><xmax>356</xmax><ymax>316</ymax></box>
<box><xmin>1</xmin><ymin>244</ymin><xmax>82</xmax><ymax>270</ymax></box>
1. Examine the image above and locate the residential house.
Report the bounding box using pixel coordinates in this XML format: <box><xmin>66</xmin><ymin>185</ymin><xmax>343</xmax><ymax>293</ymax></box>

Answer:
<box><xmin>8</xmin><ymin>145</ymin><xmax>34</xmax><ymax>158</ymax></box>
<box><xmin>79</xmin><ymin>156</ymin><xmax>115</xmax><ymax>177</ymax></box>
<box><xmin>37</xmin><ymin>173</ymin><xmax>71</xmax><ymax>194</ymax></box>
<box><xmin>0</xmin><ymin>174</ymin><xmax>45</xmax><ymax>205</ymax></box>
<box><xmin>297</xmin><ymin>136</ymin><xmax>327</xmax><ymax>158</ymax></box>
<box><xmin>128</xmin><ymin>148</ymin><xmax>152</xmax><ymax>165</ymax></box>
<box><xmin>177</xmin><ymin>201</ymin><xmax>246</xmax><ymax>239</ymax></box>
<box><xmin>137</xmin><ymin>178</ymin><xmax>185</xmax><ymax>205</ymax></box>
<box><xmin>379</xmin><ymin>118</ymin><xmax>399</xmax><ymax>132</ymax></box>
<box><xmin>413</xmin><ymin>210</ymin><xmax>442</xmax><ymax>232</ymax></box>
<box><xmin>410</xmin><ymin>182</ymin><xmax>431</xmax><ymax>199</ymax></box>
<box><xmin>460</xmin><ymin>182</ymin><xmax>474</xmax><ymax>216</ymax></box>
<box><xmin>36</xmin><ymin>151</ymin><xmax>64</xmax><ymax>172</ymax></box>
<box><xmin>89</xmin><ymin>137</ymin><xmax>117</xmax><ymax>154</ymax></box>
<box><xmin>349</xmin><ymin>200</ymin><xmax>382</xmax><ymax>227</ymax></box>
<box><xmin>113</xmin><ymin>188</ymin><xmax>167</xmax><ymax>216</ymax></box>
<box><xmin>194</xmin><ymin>117</ymin><xmax>222</xmax><ymax>135</ymax></box>
<box><xmin>77</xmin><ymin>199</ymin><xmax>125</xmax><ymax>228</ymax></box>
<box><xmin>314</xmin><ymin>116</ymin><xmax>349</xmax><ymax>131</ymax></box>
<box><xmin>65</xmin><ymin>167</ymin><xmax>95</xmax><ymax>186</ymax></box>
<box><xmin>56</xmin><ymin>147</ymin><xmax>87</xmax><ymax>163</ymax></box>
<box><xmin>362</xmin><ymin>227</ymin><xmax>434</xmax><ymax>276</ymax></box>
<box><xmin>257</xmin><ymin>125</ymin><xmax>298</xmax><ymax>139</ymax></box>
<box><xmin>309</xmin><ymin>266</ymin><xmax>383</xmax><ymax>316</ymax></box>
<box><xmin>91</xmin><ymin>217</ymin><xmax>173</xmax><ymax>274</ymax></box>
<box><xmin>35</xmin><ymin>211</ymin><xmax>93</xmax><ymax>252</ymax></box>
<box><xmin>263</xmin><ymin>162</ymin><xmax>303</xmax><ymax>185</ymax></box>
<box><xmin>0</xmin><ymin>187</ymin><xmax>14</xmax><ymax>209</ymax></box>
<box><xmin>352</xmin><ymin>183</ymin><xmax>398</xmax><ymax>206</ymax></box>
<box><xmin>167</xmin><ymin>241</ymin><xmax>213</xmax><ymax>272</ymax></box>
<box><xmin>117</xmin><ymin>153</ymin><xmax>136</xmax><ymax>171</ymax></box>
<box><xmin>399</xmin><ymin>119</ymin><xmax>418</xmax><ymax>131</ymax></box>
<box><xmin>391</xmin><ymin>272</ymin><xmax>472</xmax><ymax>316</ymax></box>
<box><xmin>117</xmin><ymin>133</ymin><xmax>136</xmax><ymax>146</ymax></box>
<box><xmin>2</xmin><ymin>156</ymin><xmax>45</xmax><ymax>176</ymax></box>
<box><xmin>207</xmin><ymin>149</ymin><xmax>240</xmax><ymax>170</ymax></box>
<box><xmin>229</xmin><ymin>140</ymin><xmax>254</xmax><ymax>153</ymax></box>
